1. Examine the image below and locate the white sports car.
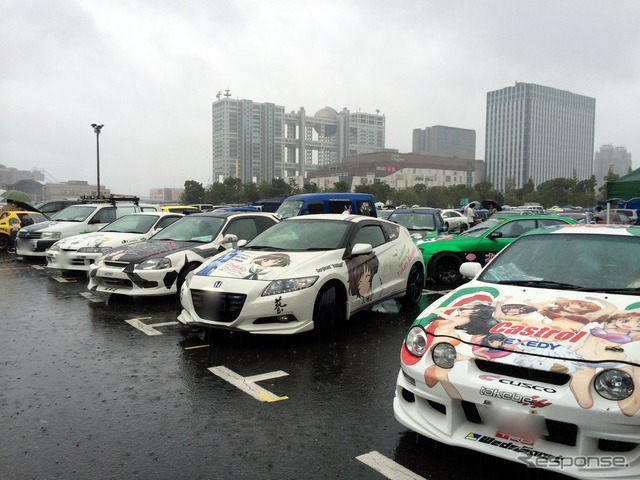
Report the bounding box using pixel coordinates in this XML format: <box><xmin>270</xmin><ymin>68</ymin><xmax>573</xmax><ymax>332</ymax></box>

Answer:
<box><xmin>88</xmin><ymin>211</ymin><xmax>279</xmax><ymax>297</ymax></box>
<box><xmin>178</xmin><ymin>214</ymin><xmax>425</xmax><ymax>335</ymax></box>
<box><xmin>440</xmin><ymin>209</ymin><xmax>470</xmax><ymax>233</ymax></box>
<box><xmin>46</xmin><ymin>212</ymin><xmax>183</xmax><ymax>274</ymax></box>
<box><xmin>394</xmin><ymin>224</ymin><xmax>640</xmax><ymax>479</ymax></box>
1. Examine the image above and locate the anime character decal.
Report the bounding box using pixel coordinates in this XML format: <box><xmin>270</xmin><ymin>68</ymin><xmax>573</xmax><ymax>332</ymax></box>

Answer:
<box><xmin>243</xmin><ymin>253</ymin><xmax>291</xmax><ymax>280</ymax></box>
<box><xmin>415</xmin><ymin>288</ymin><xmax>640</xmax><ymax>416</ymax></box>
<box><xmin>197</xmin><ymin>250</ymin><xmax>292</xmax><ymax>280</ymax></box>
<box><xmin>346</xmin><ymin>251</ymin><xmax>381</xmax><ymax>304</ymax></box>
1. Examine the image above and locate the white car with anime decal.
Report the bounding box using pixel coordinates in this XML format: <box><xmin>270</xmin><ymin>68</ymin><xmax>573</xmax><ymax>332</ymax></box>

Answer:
<box><xmin>46</xmin><ymin>212</ymin><xmax>183</xmax><ymax>274</ymax></box>
<box><xmin>177</xmin><ymin>214</ymin><xmax>425</xmax><ymax>335</ymax></box>
<box><xmin>394</xmin><ymin>224</ymin><xmax>640</xmax><ymax>479</ymax></box>
<box><xmin>87</xmin><ymin>211</ymin><xmax>279</xmax><ymax>297</ymax></box>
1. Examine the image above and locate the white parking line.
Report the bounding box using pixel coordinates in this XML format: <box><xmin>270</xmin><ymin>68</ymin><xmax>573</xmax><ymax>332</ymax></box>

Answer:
<box><xmin>80</xmin><ymin>292</ymin><xmax>104</xmax><ymax>303</ymax></box>
<box><xmin>52</xmin><ymin>276</ymin><xmax>77</xmax><ymax>283</ymax></box>
<box><xmin>125</xmin><ymin>317</ymin><xmax>180</xmax><ymax>336</ymax></box>
<box><xmin>424</xmin><ymin>288</ymin><xmax>451</xmax><ymax>295</ymax></box>
<box><xmin>356</xmin><ymin>451</ymin><xmax>425</xmax><ymax>480</ymax></box>
<box><xmin>208</xmin><ymin>365</ymin><xmax>289</xmax><ymax>402</ymax></box>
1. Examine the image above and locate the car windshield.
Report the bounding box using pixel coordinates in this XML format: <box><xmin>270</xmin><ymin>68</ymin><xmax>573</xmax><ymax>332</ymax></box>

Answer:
<box><xmin>151</xmin><ymin>216</ymin><xmax>225</xmax><ymax>243</ymax></box>
<box><xmin>101</xmin><ymin>215</ymin><xmax>159</xmax><ymax>234</ymax></box>
<box><xmin>459</xmin><ymin>217</ymin><xmax>503</xmax><ymax>237</ymax></box>
<box><xmin>20</xmin><ymin>213</ymin><xmax>48</xmax><ymax>223</ymax></box>
<box><xmin>478</xmin><ymin>233</ymin><xmax>640</xmax><ymax>292</ymax></box>
<box><xmin>50</xmin><ymin>205</ymin><xmax>97</xmax><ymax>222</ymax></box>
<box><xmin>388</xmin><ymin>212</ymin><xmax>435</xmax><ymax>231</ymax></box>
<box><xmin>275</xmin><ymin>200</ymin><xmax>304</xmax><ymax>219</ymax></box>
<box><xmin>245</xmin><ymin>219</ymin><xmax>349</xmax><ymax>251</ymax></box>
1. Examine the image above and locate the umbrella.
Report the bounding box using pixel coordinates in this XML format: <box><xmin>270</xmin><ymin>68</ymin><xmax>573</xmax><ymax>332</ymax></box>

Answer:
<box><xmin>481</xmin><ymin>200</ymin><xmax>502</xmax><ymax>212</ymax></box>
<box><xmin>1</xmin><ymin>190</ymin><xmax>32</xmax><ymax>203</ymax></box>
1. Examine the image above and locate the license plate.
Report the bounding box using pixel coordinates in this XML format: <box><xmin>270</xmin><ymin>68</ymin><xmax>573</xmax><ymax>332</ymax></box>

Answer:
<box><xmin>477</xmin><ymin>404</ymin><xmax>547</xmax><ymax>439</ymax></box>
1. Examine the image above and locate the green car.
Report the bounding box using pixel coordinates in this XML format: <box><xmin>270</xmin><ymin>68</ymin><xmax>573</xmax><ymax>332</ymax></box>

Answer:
<box><xmin>416</xmin><ymin>214</ymin><xmax>577</xmax><ymax>285</ymax></box>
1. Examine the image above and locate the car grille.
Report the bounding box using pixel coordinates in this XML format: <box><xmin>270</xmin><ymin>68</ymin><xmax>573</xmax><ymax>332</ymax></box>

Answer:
<box><xmin>104</xmin><ymin>261</ymin><xmax>128</xmax><ymax>268</ymax></box>
<box><xmin>102</xmin><ymin>278</ymin><xmax>133</xmax><ymax>288</ymax></box>
<box><xmin>474</xmin><ymin>359</ymin><xmax>571</xmax><ymax>386</ymax></box>
<box><xmin>18</xmin><ymin>231</ymin><xmax>41</xmax><ymax>239</ymax></box>
<box><xmin>191</xmin><ymin>289</ymin><xmax>246</xmax><ymax>323</ymax></box>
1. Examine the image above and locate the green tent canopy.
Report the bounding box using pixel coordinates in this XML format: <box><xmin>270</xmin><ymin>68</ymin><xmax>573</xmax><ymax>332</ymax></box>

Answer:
<box><xmin>606</xmin><ymin>167</ymin><xmax>640</xmax><ymax>200</ymax></box>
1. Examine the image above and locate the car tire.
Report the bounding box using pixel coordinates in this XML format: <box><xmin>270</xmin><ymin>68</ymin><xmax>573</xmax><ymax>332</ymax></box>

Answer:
<box><xmin>177</xmin><ymin>262</ymin><xmax>200</xmax><ymax>293</ymax></box>
<box><xmin>313</xmin><ymin>283</ymin><xmax>345</xmax><ymax>336</ymax></box>
<box><xmin>0</xmin><ymin>234</ymin><xmax>10</xmax><ymax>251</ymax></box>
<box><xmin>460</xmin><ymin>223</ymin><xmax>468</xmax><ymax>232</ymax></box>
<box><xmin>399</xmin><ymin>264</ymin><xmax>424</xmax><ymax>305</ymax></box>
<box><xmin>430</xmin><ymin>253</ymin><xmax>462</xmax><ymax>285</ymax></box>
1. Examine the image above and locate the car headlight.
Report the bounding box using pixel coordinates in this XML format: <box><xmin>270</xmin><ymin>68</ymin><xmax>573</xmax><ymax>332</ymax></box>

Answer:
<box><xmin>432</xmin><ymin>343</ymin><xmax>457</xmax><ymax>369</ymax></box>
<box><xmin>405</xmin><ymin>326</ymin><xmax>428</xmax><ymax>356</ymax></box>
<box><xmin>594</xmin><ymin>369</ymin><xmax>634</xmax><ymax>401</ymax></box>
<box><xmin>137</xmin><ymin>258</ymin><xmax>172</xmax><ymax>270</ymax></box>
<box><xmin>41</xmin><ymin>231</ymin><xmax>61</xmax><ymax>239</ymax></box>
<box><xmin>49</xmin><ymin>244</ymin><xmax>61</xmax><ymax>252</ymax></box>
<box><xmin>262</xmin><ymin>276</ymin><xmax>318</xmax><ymax>296</ymax></box>
<box><xmin>77</xmin><ymin>246</ymin><xmax>113</xmax><ymax>254</ymax></box>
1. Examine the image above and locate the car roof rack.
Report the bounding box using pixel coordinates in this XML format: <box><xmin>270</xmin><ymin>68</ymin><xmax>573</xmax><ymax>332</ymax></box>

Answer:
<box><xmin>79</xmin><ymin>194</ymin><xmax>140</xmax><ymax>207</ymax></box>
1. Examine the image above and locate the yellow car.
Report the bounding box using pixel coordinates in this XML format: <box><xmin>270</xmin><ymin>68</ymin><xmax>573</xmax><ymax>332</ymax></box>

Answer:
<box><xmin>0</xmin><ymin>210</ymin><xmax>49</xmax><ymax>252</ymax></box>
<box><xmin>160</xmin><ymin>205</ymin><xmax>202</xmax><ymax>215</ymax></box>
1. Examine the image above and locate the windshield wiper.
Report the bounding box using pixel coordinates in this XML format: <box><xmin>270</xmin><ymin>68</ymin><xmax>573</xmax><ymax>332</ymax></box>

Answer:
<box><xmin>495</xmin><ymin>280</ymin><xmax>582</xmax><ymax>290</ymax></box>
<box><xmin>583</xmin><ymin>287</ymin><xmax>640</xmax><ymax>294</ymax></box>
<box><xmin>243</xmin><ymin>245</ymin><xmax>284</xmax><ymax>251</ymax></box>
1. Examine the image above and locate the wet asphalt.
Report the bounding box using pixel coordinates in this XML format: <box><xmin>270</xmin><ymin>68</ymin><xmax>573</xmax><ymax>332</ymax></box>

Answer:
<box><xmin>0</xmin><ymin>253</ymin><xmax>571</xmax><ymax>480</ymax></box>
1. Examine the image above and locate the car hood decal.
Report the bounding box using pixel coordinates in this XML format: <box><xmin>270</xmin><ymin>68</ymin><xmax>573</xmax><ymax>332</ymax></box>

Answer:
<box><xmin>101</xmin><ymin>240</ymin><xmax>208</xmax><ymax>262</ymax></box>
<box><xmin>55</xmin><ymin>232</ymin><xmax>145</xmax><ymax>249</ymax></box>
<box><xmin>408</xmin><ymin>284</ymin><xmax>640</xmax><ymax>370</ymax></box>
<box><xmin>195</xmin><ymin>248</ymin><xmax>333</xmax><ymax>281</ymax></box>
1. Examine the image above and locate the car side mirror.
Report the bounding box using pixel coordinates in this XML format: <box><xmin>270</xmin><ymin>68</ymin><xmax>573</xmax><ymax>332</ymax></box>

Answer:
<box><xmin>237</xmin><ymin>239</ymin><xmax>248</xmax><ymax>248</ymax></box>
<box><xmin>488</xmin><ymin>231</ymin><xmax>502</xmax><ymax>239</ymax></box>
<box><xmin>460</xmin><ymin>262</ymin><xmax>483</xmax><ymax>278</ymax></box>
<box><xmin>349</xmin><ymin>243</ymin><xmax>373</xmax><ymax>257</ymax></box>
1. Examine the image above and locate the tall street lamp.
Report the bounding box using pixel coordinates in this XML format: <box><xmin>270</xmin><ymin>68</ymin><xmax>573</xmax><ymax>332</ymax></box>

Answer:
<box><xmin>91</xmin><ymin>123</ymin><xmax>104</xmax><ymax>198</ymax></box>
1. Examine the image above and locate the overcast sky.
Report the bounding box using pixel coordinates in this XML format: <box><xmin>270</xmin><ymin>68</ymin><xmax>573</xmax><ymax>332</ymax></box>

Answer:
<box><xmin>1</xmin><ymin>0</ymin><xmax>638</xmax><ymax>196</ymax></box>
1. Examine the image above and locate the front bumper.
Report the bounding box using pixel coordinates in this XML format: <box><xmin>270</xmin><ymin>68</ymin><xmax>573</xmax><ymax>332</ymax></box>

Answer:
<box><xmin>393</xmin><ymin>360</ymin><xmax>640</xmax><ymax>479</ymax></box>
<box><xmin>16</xmin><ymin>238</ymin><xmax>56</xmax><ymax>257</ymax></box>
<box><xmin>46</xmin><ymin>250</ymin><xmax>100</xmax><ymax>273</ymax></box>
<box><xmin>177</xmin><ymin>279</ymin><xmax>317</xmax><ymax>335</ymax></box>
<box><xmin>87</xmin><ymin>264</ymin><xmax>179</xmax><ymax>297</ymax></box>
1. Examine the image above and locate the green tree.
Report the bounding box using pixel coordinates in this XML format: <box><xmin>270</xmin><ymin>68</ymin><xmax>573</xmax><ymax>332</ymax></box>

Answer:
<box><xmin>181</xmin><ymin>180</ymin><xmax>206</xmax><ymax>204</ymax></box>
<box><xmin>302</xmin><ymin>182</ymin><xmax>318</xmax><ymax>193</ymax></box>
<box><xmin>330</xmin><ymin>181</ymin><xmax>351</xmax><ymax>193</ymax></box>
<box><xmin>599</xmin><ymin>167</ymin><xmax>621</xmax><ymax>199</ymax></box>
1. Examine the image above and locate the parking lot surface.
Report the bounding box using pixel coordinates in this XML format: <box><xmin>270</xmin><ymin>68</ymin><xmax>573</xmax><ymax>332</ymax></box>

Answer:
<box><xmin>1</xmin><ymin>253</ymin><xmax>570</xmax><ymax>479</ymax></box>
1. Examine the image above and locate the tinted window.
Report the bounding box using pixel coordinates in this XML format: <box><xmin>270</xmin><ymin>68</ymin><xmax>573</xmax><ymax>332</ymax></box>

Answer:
<box><xmin>224</xmin><ymin>218</ymin><xmax>259</xmax><ymax>241</ymax></box>
<box><xmin>352</xmin><ymin>224</ymin><xmax>386</xmax><ymax>248</ymax></box>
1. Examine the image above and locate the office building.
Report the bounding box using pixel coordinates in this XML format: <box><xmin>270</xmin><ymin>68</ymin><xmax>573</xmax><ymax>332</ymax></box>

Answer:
<box><xmin>485</xmin><ymin>82</ymin><xmax>595</xmax><ymax>192</ymax></box>
<box><xmin>305</xmin><ymin>151</ymin><xmax>484</xmax><ymax>191</ymax></box>
<box><xmin>594</xmin><ymin>145</ymin><xmax>632</xmax><ymax>191</ymax></box>
<box><xmin>412</xmin><ymin>126</ymin><xmax>476</xmax><ymax>159</ymax></box>
<box><xmin>211</xmin><ymin>92</ymin><xmax>385</xmax><ymax>185</ymax></box>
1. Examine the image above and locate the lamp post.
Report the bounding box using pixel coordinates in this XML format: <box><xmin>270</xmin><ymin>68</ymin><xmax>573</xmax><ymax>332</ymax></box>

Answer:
<box><xmin>91</xmin><ymin>123</ymin><xmax>104</xmax><ymax>198</ymax></box>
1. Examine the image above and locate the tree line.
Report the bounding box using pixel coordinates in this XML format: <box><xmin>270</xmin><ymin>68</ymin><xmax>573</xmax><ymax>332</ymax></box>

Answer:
<box><xmin>181</xmin><ymin>170</ymin><xmax>621</xmax><ymax>209</ymax></box>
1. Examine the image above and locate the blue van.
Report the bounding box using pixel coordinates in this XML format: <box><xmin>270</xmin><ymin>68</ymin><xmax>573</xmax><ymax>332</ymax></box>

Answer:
<box><xmin>275</xmin><ymin>193</ymin><xmax>377</xmax><ymax>219</ymax></box>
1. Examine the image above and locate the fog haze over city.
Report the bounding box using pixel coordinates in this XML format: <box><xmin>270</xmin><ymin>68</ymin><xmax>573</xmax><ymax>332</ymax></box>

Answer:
<box><xmin>1</xmin><ymin>0</ymin><xmax>638</xmax><ymax>196</ymax></box>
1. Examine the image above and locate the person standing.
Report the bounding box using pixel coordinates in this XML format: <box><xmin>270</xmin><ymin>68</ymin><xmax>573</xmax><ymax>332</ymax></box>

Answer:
<box><xmin>464</xmin><ymin>203</ymin><xmax>476</xmax><ymax>224</ymax></box>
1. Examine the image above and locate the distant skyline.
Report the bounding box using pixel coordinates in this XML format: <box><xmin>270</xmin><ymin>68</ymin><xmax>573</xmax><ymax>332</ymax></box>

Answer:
<box><xmin>1</xmin><ymin>0</ymin><xmax>638</xmax><ymax>196</ymax></box>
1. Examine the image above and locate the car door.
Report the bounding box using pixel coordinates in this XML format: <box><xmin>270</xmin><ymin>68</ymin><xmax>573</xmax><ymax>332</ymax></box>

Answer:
<box><xmin>346</xmin><ymin>222</ymin><xmax>398</xmax><ymax>306</ymax></box>
<box><xmin>87</xmin><ymin>207</ymin><xmax>116</xmax><ymax>232</ymax></box>
<box><xmin>475</xmin><ymin>219</ymin><xmax>537</xmax><ymax>265</ymax></box>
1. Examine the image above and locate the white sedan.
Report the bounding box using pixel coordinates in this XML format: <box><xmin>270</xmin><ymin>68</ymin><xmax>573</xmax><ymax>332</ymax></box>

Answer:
<box><xmin>394</xmin><ymin>224</ymin><xmax>640</xmax><ymax>479</ymax></box>
<box><xmin>440</xmin><ymin>209</ymin><xmax>470</xmax><ymax>233</ymax></box>
<box><xmin>178</xmin><ymin>214</ymin><xmax>425</xmax><ymax>335</ymax></box>
<box><xmin>88</xmin><ymin>211</ymin><xmax>279</xmax><ymax>297</ymax></box>
<box><xmin>46</xmin><ymin>212</ymin><xmax>183</xmax><ymax>274</ymax></box>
